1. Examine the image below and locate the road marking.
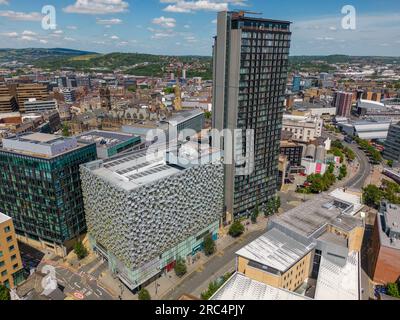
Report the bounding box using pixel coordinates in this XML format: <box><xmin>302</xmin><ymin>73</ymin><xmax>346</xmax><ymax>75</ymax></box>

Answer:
<box><xmin>74</xmin><ymin>282</ymin><xmax>81</xmax><ymax>289</ymax></box>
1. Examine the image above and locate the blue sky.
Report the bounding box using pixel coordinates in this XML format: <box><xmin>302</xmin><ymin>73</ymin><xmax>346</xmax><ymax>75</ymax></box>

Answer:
<box><xmin>0</xmin><ymin>0</ymin><xmax>399</xmax><ymax>56</ymax></box>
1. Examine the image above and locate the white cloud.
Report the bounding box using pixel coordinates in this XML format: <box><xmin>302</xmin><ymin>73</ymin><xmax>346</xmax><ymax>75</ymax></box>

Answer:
<box><xmin>110</xmin><ymin>35</ymin><xmax>119</xmax><ymax>40</ymax></box>
<box><xmin>1</xmin><ymin>32</ymin><xmax>18</xmax><ymax>37</ymax></box>
<box><xmin>0</xmin><ymin>0</ymin><xmax>9</xmax><ymax>4</ymax></box>
<box><xmin>64</xmin><ymin>37</ymin><xmax>76</xmax><ymax>41</ymax></box>
<box><xmin>22</xmin><ymin>30</ymin><xmax>37</xmax><ymax>36</ymax></box>
<box><xmin>163</xmin><ymin>0</ymin><xmax>227</xmax><ymax>13</ymax></box>
<box><xmin>96</xmin><ymin>18</ymin><xmax>123</xmax><ymax>25</ymax></box>
<box><xmin>39</xmin><ymin>39</ymin><xmax>48</xmax><ymax>44</ymax></box>
<box><xmin>20</xmin><ymin>35</ymin><xmax>36</xmax><ymax>41</ymax></box>
<box><xmin>64</xmin><ymin>0</ymin><xmax>129</xmax><ymax>15</ymax></box>
<box><xmin>152</xmin><ymin>16</ymin><xmax>176</xmax><ymax>28</ymax></box>
<box><xmin>0</xmin><ymin>10</ymin><xmax>42</xmax><ymax>21</ymax></box>
<box><xmin>212</xmin><ymin>19</ymin><xmax>217</xmax><ymax>24</ymax></box>
<box><xmin>67</xmin><ymin>25</ymin><xmax>78</xmax><ymax>30</ymax></box>
<box><xmin>184</xmin><ymin>24</ymin><xmax>190</xmax><ymax>29</ymax></box>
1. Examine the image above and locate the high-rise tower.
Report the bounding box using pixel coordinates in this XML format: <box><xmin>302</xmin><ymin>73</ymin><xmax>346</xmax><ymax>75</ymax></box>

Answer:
<box><xmin>212</xmin><ymin>11</ymin><xmax>292</xmax><ymax>221</ymax></box>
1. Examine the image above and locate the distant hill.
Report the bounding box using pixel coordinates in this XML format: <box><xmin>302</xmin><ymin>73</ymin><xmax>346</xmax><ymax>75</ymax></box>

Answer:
<box><xmin>1</xmin><ymin>48</ymin><xmax>399</xmax><ymax>79</ymax></box>
<box><xmin>0</xmin><ymin>48</ymin><xmax>97</xmax><ymax>64</ymax></box>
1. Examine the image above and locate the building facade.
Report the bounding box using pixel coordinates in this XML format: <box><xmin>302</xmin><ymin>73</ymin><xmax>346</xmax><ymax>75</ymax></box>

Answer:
<box><xmin>0</xmin><ymin>212</ymin><xmax>24</xmax><ymax>289</ymax></box>
<box><xmin>0</xmin><ymin>133</ymin><xmax>97</xmax><ymax>256</ymax></box>
<box><xmin>370</xmin><ymin>201</ymin><xmax>400</xmax><ymax>284</ymax></box>
<box><xmin>23</xmin><ymin>99</ymin><xmax>58</xmax><ymax>113</ymax></box>
<box><xmin>212</xmin><ymin>11</ymin><xmax>291</xmax><ymax>220</ymax></box>
<box><xmin>333</xmin><ymin>91</ymin><xmax>354</xmax><ymax>118</ymax></box>
<box><xmin>80</xmin><ymin>147</ymin><xmax>224</xmax><ymax>291</ymax></box>
<box><xmin>383</xmin><ymin>122</ymin><xmax>400</xmax><ymax>162</ymax></box>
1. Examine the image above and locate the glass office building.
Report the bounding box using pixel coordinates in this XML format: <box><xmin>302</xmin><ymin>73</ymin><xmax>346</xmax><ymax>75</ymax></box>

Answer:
<box><xmin>0</xmin><ymin>133</ymin><xmax>97</xmax><ymax>256</ymax></box>
<box><xmin>212</xmin><ymin>11</ymin><xmax>291</xmax><ymax>220</ymax></box>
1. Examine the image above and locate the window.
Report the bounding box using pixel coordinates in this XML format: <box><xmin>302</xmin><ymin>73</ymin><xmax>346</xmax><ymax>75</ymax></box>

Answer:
<box><xmin>9</xmin><ymin>245</ymin><xmax>15</xmax><ymax>252</ymax></box>
<box><xmin>11</xmin><ymin>255</ymin><xmax>16</xmax><ymax>261</ymax></box>
<box><xmin>0</xmin><ymin>261</ymin><xmax>4</xmax><ymax>267</ymax></box>
<box><xmin>13</xmin><ymin>263</ymin><xmax>19</xmax><ymax>270</ymax></box>
<box><xmin>0</xmin><ymin>251</ymin><xmax>3</xmax><ymax>258</ymax></box>
<box><xmin>4</xmin><ymin>226</ymin><xmax>11</xmax><ymax>233</ymax></box>
<box><xmin>1</xmin><ymin>270</ymin><xmax>7</xmax><ymax>277</ymax></box>
<box><xmin>6</xmin><ymin>235</ymin><xmax>12</xmax><ymax>242</ymax></box>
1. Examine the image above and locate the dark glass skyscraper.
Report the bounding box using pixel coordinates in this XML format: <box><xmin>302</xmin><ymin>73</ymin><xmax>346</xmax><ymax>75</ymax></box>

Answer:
<box><xmin>0</xmin><ymin>133</ymin><xmax>97</xmax><ymax>256</ymax></box>
<box><xmin>212</xmin><ymin>11</ymin><xmax>291</xmax><ymax>221</ymax></box>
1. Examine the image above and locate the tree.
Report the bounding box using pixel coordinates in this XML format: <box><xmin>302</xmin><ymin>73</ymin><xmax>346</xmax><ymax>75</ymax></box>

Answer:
<box><xmin>338</xmin><ymin>164</ymin><xmax>347</xmax><ymax>180</ymax></box>
<box><xmin>74</xmin><ymin>241</ymin><xmax>88</xmax><ymax>260</ymax></box>
<box><xmin>387</xmin><ymin>283</ymin><xmax>400</xmax><ymax>298</ymax></box>
<box><xmin>275</xmin><ymin>196</ymin><xmax>281</xmax><ymax>212</ymax></box>
<box><xmin>203</xmin><ymin>234</ymin><xmax>216</xmax><ymax>256</ymax></box>
<box><xmin>138</xmin><ymin>288</ymin><xmax>151</xmax><ymax>300</ymax></box>
<box><xmin>387</xmin><ymin>159</ymin><xmax>394</xmax><ymax>168</ymax></box>
<box><xmin>251</xmin><ymin>203</ymin><xmax>259</xmax><ymax>224</ymax></box>
<box><xmin>174</xmin><ymin>258</ymin><xmax>187</xmax><ymax>277</ymax></box>
<box><xmin>228</xmin><ymin>221</ymin><xmax>244</xmax><ymax>238</ymax></box>
<box><xmin>0</xmin><ymin>285</ymin><xmax>10</xmax><ymax>301</ymax></box>
<box><xmin>62</xmin><ymin>122</ymin><xmax>70</xmax><ymax>137</ymax></box>
<box><xmin>204</xmin><ymin>111</ymin><xmax>212</xmax><ymax>120</ymax></box>
<box><xmin>362</xmin><ymin>185</ymin><xmax>383</xmax><ymax>208</ymax></box>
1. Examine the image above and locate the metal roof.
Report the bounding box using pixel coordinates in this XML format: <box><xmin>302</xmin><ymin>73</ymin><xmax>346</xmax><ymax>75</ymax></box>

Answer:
<box><xmin>211</xmin><ymin>272</ymin><xmax>310</xmax><ymax>300</ymax></box>
<box><xmin>236</xmin><ymin>228</ymin><xmax>314</xmax><ymax>273</ymax></box>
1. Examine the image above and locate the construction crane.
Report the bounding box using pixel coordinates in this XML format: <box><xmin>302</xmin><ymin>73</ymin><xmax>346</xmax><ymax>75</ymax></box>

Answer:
<box><xmin>233</xmin><ymin>10</ymin><xmax>263</xmax><ymax>17</ymax></box>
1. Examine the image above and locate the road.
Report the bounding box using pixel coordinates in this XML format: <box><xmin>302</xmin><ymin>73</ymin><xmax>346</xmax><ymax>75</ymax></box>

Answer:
<box><xmin>323</xmin><ymin>131</ymin><xmax>372</xmax><ymax>189</ymax></box>
<box><xmin>163</xmin><ymin>228</ymin><xmax>267</xmax><ymax>300</ymax></box>
<box><xmin>39</xmin><ymin>260</ymin><xmax>114</xmax><ymax>300</ymax></box>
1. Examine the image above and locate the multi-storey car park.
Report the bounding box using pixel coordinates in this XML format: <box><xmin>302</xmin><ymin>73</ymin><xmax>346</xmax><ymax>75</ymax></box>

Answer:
<box><xmin>80</xmin><ymin>143</ymin><xmax>224</xmax><ymax>292</ymax></box>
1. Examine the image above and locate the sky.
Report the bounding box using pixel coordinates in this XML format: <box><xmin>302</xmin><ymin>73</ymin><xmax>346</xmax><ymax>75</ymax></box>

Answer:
<box><xmin>0</xmin><ymin>0</ymin><xmax>399</xmax><ymax>56</ymax></box>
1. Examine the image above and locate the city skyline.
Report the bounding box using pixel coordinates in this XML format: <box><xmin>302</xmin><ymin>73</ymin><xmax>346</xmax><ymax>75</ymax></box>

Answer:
<box><xmin>0</xmin><ymin>0</ymin><xmax>399</xmax><ymax>56</ymax></box>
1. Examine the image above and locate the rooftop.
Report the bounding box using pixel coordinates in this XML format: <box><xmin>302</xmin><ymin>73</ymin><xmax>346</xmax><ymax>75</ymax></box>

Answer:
<box><xmin>1</xmin><ymin>132</ymin><xmax>89</xmax><ymax>159</ymax></box>
<box><xmin>271</xmin><ymin>194</ymin><xmax>362</xmax><ymax>238</ymax></box>
<box><xmin>76</xmin><ymin>130</ymin><xmax>139</xmax><ymax>149</ymax></box>
<box><xmin>211</xmin><ymin>273</ymin><xmax>310</xmax><ymax>301</ymax></box>
<box><xmin>236</xmin><ymin>228</ymin><xmax>314</xmax><ymax>273</ymax></box>
<box><xmin>378</xmin><ymin>201</ymin><xmax>400</xmax><ymax>250</ymax></box>
<box><xmin>0</xmin><ymin>212</ymin><xmax>11</xmax><ymax>224</ymax></box>
<box><xmin>314</xmin><ymin>251</ymin><xmax>359</xmax><ymax>300</ymax></box>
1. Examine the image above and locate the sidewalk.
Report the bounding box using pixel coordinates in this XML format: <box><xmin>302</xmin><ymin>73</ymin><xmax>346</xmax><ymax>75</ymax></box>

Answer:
<box><xmin>133</xmin><ymin>216</ymin><xmax>269</xmax><ymax>300</ymax></box>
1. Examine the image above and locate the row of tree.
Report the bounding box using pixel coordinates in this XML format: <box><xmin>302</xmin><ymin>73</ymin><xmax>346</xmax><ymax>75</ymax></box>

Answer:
<box><xmin>353</xmin><ymin>137</ymin><xmax>382</xmax><ymax>163</ymax></box>
<box><xmin>363</xmin><ymin>180</ymin><xmax>400</xmax><ymax>208</ymax></box>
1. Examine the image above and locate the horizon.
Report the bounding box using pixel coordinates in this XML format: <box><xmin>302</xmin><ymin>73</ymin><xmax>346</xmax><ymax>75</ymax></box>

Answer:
<box><xmin>2</xmin><ymin>47</ymin><xmax>400</xmax><ymax>59</ymax></box>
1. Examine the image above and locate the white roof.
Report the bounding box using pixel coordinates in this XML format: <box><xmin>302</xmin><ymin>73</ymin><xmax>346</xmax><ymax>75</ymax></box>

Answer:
<box><xmin>235</xmin><ymin>228</ymin><xmax>314</xmax><ymax>273</ymax></box>
<box><xmin>329</xmin><ymin>188</ymin><xmax>363</xmax><ymax>216</ymax></box>
<box><xmin>314</xmin><ymin>251</ymin><xmax>360</xmax><ymax>300</ymax></box>
<box><xmin>211</xmin><ymin>273</ymin><xmax>311</xmax><ymax>300</ymax></box>
<box><xmin>0</xmin><ymin>212</ymin><xmax>11</xmax><ymax>224</ymax></box>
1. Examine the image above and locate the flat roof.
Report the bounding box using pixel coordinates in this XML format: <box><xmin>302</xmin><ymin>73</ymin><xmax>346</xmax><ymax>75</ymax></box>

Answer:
<box><xmin>314</xmin><ymin>251</ymin><xmax>359</xmax><ymax>300</ymax></box>
<box><xmin>211</xmin><ymin>273</ymin><xmax>310</xmax><ymax>300</ymax></box>
<box><xmin>236</xmin><ymin>228</ymin><xmax>314</xmax><ymax>273</ymax></box>
<box><xmin>76</xmin><ymin>130</ymin><xmax>139</xmax><ymax>148</ymax></box>
<box><xmin>271</xmin><ymin>194</ymin><xmax>362</xmax><ymax>238</ymax></box>
<box><xmin>0</xmin><ymin>212</ymin><xmax>11</xmax><ymax>224</ymax></box>
<box><xmin>85</xmin><ymin>148</ymin><xmax>181</xmax><ymax>191</ymax></box>
<box><xmin>377</xmin><ymin>202</ymin><xmax>400</xmax><ymax>250</ymax></box>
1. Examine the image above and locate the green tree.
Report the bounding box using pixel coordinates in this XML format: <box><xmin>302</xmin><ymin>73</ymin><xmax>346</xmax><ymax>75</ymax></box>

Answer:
<box><xmin>265</xmin><ymin>199</ymin><xmax>275</xmax><ymax>216</ymax></box>
<box><xmin>0</xmin><ymin>284</ymin><xmax>10</xmax><ymax>301</ymax></box>
<box><xmin>62</xmin><ymin>123</ymin><xmax>70</xmax><ymax>137</ymax></box>
<box><xmin>200</xmin><ymin>272</ymin><xmax>233</xmax><ymax>300</ymax></box>
<box><xmin>387</xmin><ymin>283</ymin><xmax>400</xmax><ymax>298</ymax></box>
<box><xmin>387</xmin><ymin>159</ymin><xmax>394</xmax><ymax>168</ymax></box>
<box><xmin>275</xmin><ymin>196</ymin><xmax>281</xmax><ymax>212</ymax></box>
<box><xmin>251</xmin><ymin>202</ymin><xmax>259</xmax><ymax>224</ymax></box>
<box><xmin>74</xmin><ymin>241</ymin><xmax>88</xmax><ymax>260</ymax></box>
<box><xmin>174</xmin><ymin>257</ymin><xmax>187</xmax><ymax>277</ymax></box>
<box><xmin>163</xmin><ymin>87</ymin><xmax>175</xmax><ymax>94</ymax></box>
<box><xmin>138</xmin><ymin>288</ymin><xmax>151</xmax><ymax>300</ymax></box>
<box><xmin>363</xmin><ymin>185</ymin><xmax>383</xmax><ymax>208</ymax></box>
<box><xmin>338</xmin><ymin>164</ymin><xmax>348</xmax><ymax>180</ymax></box>
<box><xmin>204</xmin><ymin>111</ymin><xmax>212</xmax><ymax>119</ymax></box>
<box><xmin>203</xmin><ymin>234</ymin><xmax>216</xmax><ymax>256</ymax></box>
<box><xmin>228</xmin><ymin>220</ymin><xmax>244</xmax><ymax>238</ymax></box>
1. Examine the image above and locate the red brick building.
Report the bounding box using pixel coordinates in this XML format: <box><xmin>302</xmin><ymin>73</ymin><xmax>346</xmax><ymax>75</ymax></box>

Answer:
<box><xmin>370</xmin><ymin>201</ymin><xmax>400</xmax><ymax>284</ymax></box>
